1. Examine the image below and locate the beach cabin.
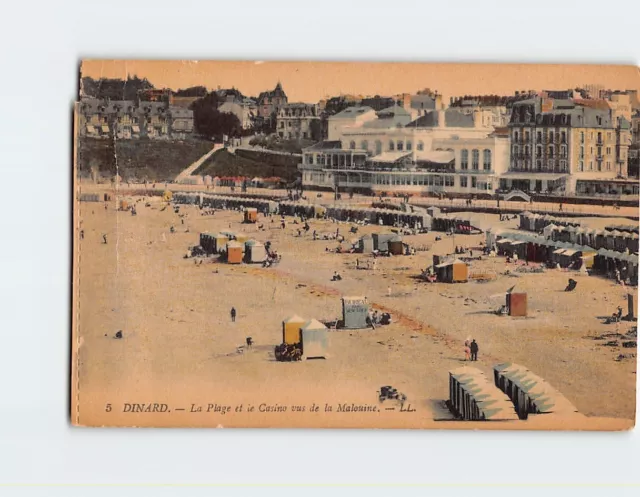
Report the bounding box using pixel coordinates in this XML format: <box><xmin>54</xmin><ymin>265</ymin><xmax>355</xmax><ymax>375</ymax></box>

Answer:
<box><xmin>342</xmin><ymin>296</ymin><xmax>369</xmax><ymax>329</ymax></box>
<box><xmin>200</xmin><ymin>232</ymin><xmax>216</xmax><ymax>254</ymax></box>
<box><xmin>448</xmin><ymin>367</ymin><xmax>519</xmax><ymax>421</ymax></box>
<box><xmin>493</xmin><ymin>363</ymin><xmax>579</xmax><ymax>420</ymax></box>
<box><xmin>226</xmin><ymin>241</ymin><xmax>243</xmax><ymax>264</ymax></box>
<box><xmin>388</xmin><ymin>235</ymin><xmax>404</xmax><ymax>255</ymax></box>
<box><xmin>506</xmin><ymin>292</ymin><xmax>527</xmax><ymax>317</ymax></box>
<box><xmin>244</xmin><ymin>240</ymin><xmax>266</xmax><ymax>263</ymax></box>
<box><xmin>358</xmin><ymin>234</ymin><xmax>374</xmax><ymax>253</ymax></box>
<box><xmin>372</xmin><ymin>233</ymin><xmax>395</xmax><ymax>252</ymax></box>
<box><xmin>213</xmin><ymin>233</ymin><xmax>229</xmax><ymax>253</ymax></box>
<box><xmin>282</xmin><ymin>315</ymin><xmax>306</xmax><ymax>345</ymax></box>
<box><xmin>244</xmin><ymin>208</ymin><xmax>258</xmax><ymax>223</ymax></box>
<box><xmin>300</xmin><ymin>319</ymin><xmax>328</xmax><ymax>360</ymax></box>
<box><xmin>435</xmin><ymin>259</ymin><xmax>468</xmax><ymax>283</ymax></box>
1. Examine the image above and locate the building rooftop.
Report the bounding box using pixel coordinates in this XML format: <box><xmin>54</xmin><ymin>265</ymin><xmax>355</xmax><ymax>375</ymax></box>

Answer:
<box><xmin>332</xmin><ymin>106</ymin><xmax>375</xmax><ymax>118</ymax></box>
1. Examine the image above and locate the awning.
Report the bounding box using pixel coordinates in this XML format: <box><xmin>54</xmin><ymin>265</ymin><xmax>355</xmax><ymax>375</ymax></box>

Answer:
<box><xmin>415</xmin><ymin>150</ymin><xmax>455</xmax><ymax>163</ymax></box>
<box><xmin>369</xmin><ymin>151</ymin><xmax>412</xmax><ymax>164</ymax></box>
<box><xmin>510</xmin><ymin>241</ymin><xmax>526</xmax><ymax>246</ymax></box>
<box><xmin>562</xmin><ymin>249</ymin><xmax>580</xmax><ymax>256</ymax></box>
<box><xmin>501</xmin><ymin>172</ymin><xmax>567</xmax><ymax>181</ymax></box>
<box><xmin>553</xmin><ymin>249</ymin><xmax>566</xmax><ymax>255</ymax></box>
<box><xmin>101</xmin><ymin>125</ymin><xmax>109</xmax><ymax>133</ymax></box>
<box><xmin>86</xmin><ymin>125</ymin><xmax>96</xmax><ymax>133</ymax></box>
<box><xmin>132</xmin><ymin>125</ymin><xmax>140</xmax><ymax>133</ymax></box>
<box><xmin>496</xmin><ymin>239</ymin><xmax>510</xmax><ymax>245</ymax></box>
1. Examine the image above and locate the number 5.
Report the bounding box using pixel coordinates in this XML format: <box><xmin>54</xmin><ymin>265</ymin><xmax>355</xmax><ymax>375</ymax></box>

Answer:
<box><xmin>105</xmin><ymin>403</ymin><xmax>112</xmax><ymax>412</ymax></box>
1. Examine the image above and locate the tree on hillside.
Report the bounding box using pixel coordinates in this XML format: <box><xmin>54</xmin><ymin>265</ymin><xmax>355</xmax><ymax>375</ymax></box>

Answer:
<box><xmin>80</xmin><ymin>75</ymin><xmax>154</xmax><ymax>100</ymax></box>
<box><xmin>174</xmin><ymin>86</ymin><xmax>208</xmax><ymax>97</ymax></box>
<box><xmin>191</xmin><ymin>92</ymin><xmax>242</xmax><ymax>140</ymax></box>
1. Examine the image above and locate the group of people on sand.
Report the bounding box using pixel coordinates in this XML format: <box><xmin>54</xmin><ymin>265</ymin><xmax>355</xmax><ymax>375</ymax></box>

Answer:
<box><xmin>464</xmin><ymin>339</ymin><xmax>479</xmax><ymax>361</ymax></box>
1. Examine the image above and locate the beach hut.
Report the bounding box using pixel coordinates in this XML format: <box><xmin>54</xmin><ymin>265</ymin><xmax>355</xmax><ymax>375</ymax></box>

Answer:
<box><xmin>213</xmin><ymin>233</ymin><xmax>229</xmax><ymax>253</ymax></box>
<box><xmin>282</xmin><ymin>315</ymin><xmax>306</xmax><ymax>345</ymax></box>
<box><xmin>162</xmin><ymin>190</ymin><xmax>173</xmax><ymax>201</ymax></box>
<box><xmin>426</xmin><ymin>206</ymin><xmax>441</xmax><ymax>218</ymax></box>
<box><xmin>543</xmin><ymin>224</ymin><xmax>557</xmax><ymax>239</ymax></box>
<box><xmin>119</xmin><ymin>199</ymin><xmax>129</xmax><ymax>211</ymax></box>
<box><xmin>244</xmin><ymin>240</ymin><xmax>265</xmax><ymax>263</ymax></box>
<box><xmin>358</xmin><ymin>234</ymin><xmax>374</xmax><ymax>253</ymax></box>
<box><xmin>300</xmin><ymin>319</ymin><xmax>328</xmax><ymax>360</ymax></box>
<box><xmin>103</xmin><ymin>193</ymin><xmax>112</xmax><ymax>202</ymax></box>
<box><xmin>341</xmin><ymin>296</ymin><xmax>369</xmax><ymax>329</ymax></box>
<box><xmin>388</xmin><ymin>235</ymin><xmax>404</xmax><ymax>255</ymax></box>
<box><xmin>449</xmin><ymin>367</ymin><xmax>519</xmax><ymax>421</ymax></box>
<box><xmin>506</xmin><ymin>292</ymin><xmax>527</xmax><ymax>317</ymax></box>
<box><xmin>435</xmin><ymin>259</ymin><xmax>468</xmax><ymax>283</ymax></box>
<box><xmin>243</xmin><ymin>207</ymin><xmax>258</xmax><ymax>223</ymax></box>
<box><xmin>493</xmin><ymin>363</ymin><xmax>579</xmax><ymax>420</ymax></box>
<box><xmin>226</xmin><ymin>241</ymin><xmax>243</xmax><ymax>264</ymax></box>
<box><xmin>372</xmin><ymin>233</ymin><xmax>395</xmax><ymax>252</ymax></box>
<box><xmin>200</xmin><ymin>232</ymin><xmax>215</xmax><ymax>254</ymax></box>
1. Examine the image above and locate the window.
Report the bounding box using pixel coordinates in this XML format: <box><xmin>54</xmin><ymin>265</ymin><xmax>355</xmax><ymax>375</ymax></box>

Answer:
<box><xmin>375</xmin><ymin>140</ymin><xmax>382</xmax><ymax>154</ymax></box>
<box><xmin>549</xmin><ymin>131</ymin><xmax>554</xmax><ymax>143</ymax></box>
<box><xmin>560</xmin><ymin>160</ymin><xmax>567</xmax><ymax>171</ymax></box>
<box><xmin>580</xmin><ymin>131</ymin><xmax>584</xmax><ymax>143</ymax></box>
<box><xmin>561</xmin><ymin>131</ymin><xmax>566</xmax><ymax>143</ymax></box>
<box><xmin>547</xmin><ymin>159</ymin><xmax>554</xmax><ymax>169</ymax></box>
<box><xmin>607</xmin><ymin>132</ymin><xmax>612</xmax><ymax>140</ymax></box>
<box><xmin>471</xmin><ymin>177</ymin><xmax>477</xmax><ymax>188</ymax></box>
<box><xmin>389</xmin><ymin>141</ymin><xmax>395</xmax><ymax>151</ymax></box>
<box><xmin>397</xmin><ymin>141</ymin><xmax>403</xmax><ymax>151</ymax></box>
<box><xmin>460</xmin><ymin>176</ymin><xmax>468</xmax><ymax>187</ymax></box>
<box><xmin>445</xmin><ymin>176</ymin><xmax>454</xmax><ymax>187</ymax></box>
<box><xmin>406</xmin><ymin>141</ymin><xmax>412</xmax><ymax>151</ymax></box>
<box><xmin>525</xmin><ymin>131</ymin><xmax>530</xmax><ymax>142</ymax></box>
<box><xmin>589</xmin><ymin>161</ymin><xmax>593</xmax><ymax>171</ymax></box>
<box><xmin>597</xmin><ymin>132</ymin><xmax>602</xmax><ymax>143</ymax></box>
<box><xmin>349</xmin><ymin>141</ymin><xmax>356</xmax><ymax>150</ymax></box>
<box><xmin>483</xmin><ymin>149</ymin><xmax>491</xmax><ymax>170</ymax></box>
<box><xmin>536</xmin><ymin>145</ymin><xmax>542</xmax><ymax>156</ymax></box>
<box><xmin>560</xmin><ymin>145</ymin><xmax>567</xmax><ymax>157</ymax></box>
<box><xmin>279</xmin><ymin>121</ymin><xmax>284</xmax><ymax>128</ymax></box>
<box><xmin>606</xmin><ymin>161</ymin><xmax>611</xmax><ymax>170</ymax></box>
<box><xmin>460</xmin><ymin>149</ymin><xmax>469</xmax><ymax>170</ymax></box>
<box><xmin>514</xmin><ymin>131</ymin><xmax>519</xmax><ymax>142</ymax></box>
<box><xmin>417</xmin><ymin>141</ymin><xmax>424</xmax><ymax>151</ymax></box>
<box><xmin>548</xmin><ymin>146</ymin><xmax>554</xmax><ymax>158</ymax></box>
<box><xmin>579</xmin><ymin>160</ymin><xmax>584</xmax><ymax>172</ymax></box>
<box><xmin>524</xmin><ymin>145</ymin><xmax>530</xmax><ymax>157</ymax></box>
<box><xmin>472</xmin><ymin>149</ymin><xmax>479</xmax><ymax>170</ymax></box>
<box><xmin>512</xmin><ymin>145</ymin><xmax>519</xmax><ymax>156</ymax></box>
<box><xmin>537</xmin><ymin>131</ymin><xmax>542</xmax><ymax>142</ymax></box>
<box><xmin>606</xmin><ymin>147</ymin><xmax>611</xmax><ymax>155</ymax></box>
<box><xmin>361</xmin><ymin>140</ymin><xmax>368</xmax><ymax>151</ymax></box>
<box><xmin>536</xmin><ymin>160</ymin><xmax>542</xmax><ymax>170</ymax></box>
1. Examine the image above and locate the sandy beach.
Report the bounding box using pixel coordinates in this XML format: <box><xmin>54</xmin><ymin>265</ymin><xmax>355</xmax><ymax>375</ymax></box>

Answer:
<box><xmin>73</xmin><ymin>193</ymin><xmax>637</xmax><ymax>429</ymax></box>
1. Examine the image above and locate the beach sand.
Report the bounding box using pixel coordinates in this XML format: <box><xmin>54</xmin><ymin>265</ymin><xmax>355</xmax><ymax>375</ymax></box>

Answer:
<box><xmin>72</xmin><ymin>196</ymin><xmax>637</xmax><ymax>429</ymax></box>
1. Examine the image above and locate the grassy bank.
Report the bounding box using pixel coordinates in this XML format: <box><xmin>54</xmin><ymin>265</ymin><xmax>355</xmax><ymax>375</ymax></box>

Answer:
<box><xmin>77</xmin><ymin>137</ymin><xmax>215</xmax><ymax>182</ymax></box>
<box><xmin>193</xmin><ymin>149</ymin><xmax>300</xmax><ymax>182</ymax></box>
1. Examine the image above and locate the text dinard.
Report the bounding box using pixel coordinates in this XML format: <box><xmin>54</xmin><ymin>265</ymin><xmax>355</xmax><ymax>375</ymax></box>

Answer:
<box><xmin>121</xmin><ymin>402</ymin><xmax>382</xmax><ymax>414</ymax></box>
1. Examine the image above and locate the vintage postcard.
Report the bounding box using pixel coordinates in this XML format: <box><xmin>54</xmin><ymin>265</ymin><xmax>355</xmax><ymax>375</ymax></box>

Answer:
<box><xmin>72</xmin><ymin>61</ymin><xmax>639</xmax><ymax>429</ymax></box>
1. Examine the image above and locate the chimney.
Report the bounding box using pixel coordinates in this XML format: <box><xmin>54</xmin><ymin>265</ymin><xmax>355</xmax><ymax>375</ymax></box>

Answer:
<box><xmin>437</xmin><ymin>110</ymin><xmax>445</xmax><ymax>128</ymax></box>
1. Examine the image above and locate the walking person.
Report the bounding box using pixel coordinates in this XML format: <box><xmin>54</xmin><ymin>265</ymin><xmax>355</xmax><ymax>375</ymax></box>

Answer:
<box><xmin>230</xmin><ymin>307</ymin><xmax>237</xmax><ymax>323</ymax></box>
<box><xmin>102</xmin><ymin>234</ymin><xmax>108</xmax><ymax>244</ymax></box>
<box><xmin>470</xmin><ymin>339</ymin><xmax>479</xmax><ymax>361</ymax></box>
<box><xmin>464</xmin><ymin>340</ymin><xmax>471</xmax><ymax>361</ymax></box>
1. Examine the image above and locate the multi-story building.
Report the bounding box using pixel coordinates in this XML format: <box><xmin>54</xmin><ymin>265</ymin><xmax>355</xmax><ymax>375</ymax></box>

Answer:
<box><xmin>505</xmin><ymin>97</ymin><xmax>634</xmax><ymax>195</ymax></box>
<box><xmin>77</xmin><ymin>98</ymin><xmax>194</xmax><ymax>140</ymax></box>
<box><xmin>449</xmin><ymin>96</ymin><xmax>511</xmax><ymax>128</ymax></box>
<box><xmin>276</xmin><ymin>103</ymin><xmax>320</xmax><ymax>139</ymax></box>
<box><xmin>256</xmin><ymin>82</ymin><xmax>288</xmax><ymax>118</ymax></box>
<box><xmin>300</xmin><ymin>108</ymin><xmax>509</xmax><ymax>197</ymax></box>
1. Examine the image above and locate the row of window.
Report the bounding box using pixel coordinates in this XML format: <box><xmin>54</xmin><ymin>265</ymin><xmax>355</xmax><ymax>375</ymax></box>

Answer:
<box><xmin>511</xmin><ymin>160</ymin><xmax>569</xmax><ymax>172</ymax></box>
<box><xmin>302</xmin><ymin>172</ymin><xmax>492</xmax><ymax>190</ymax></box>
<box><xmin>460</xmin><ymin>149</ymin><xmax>492</xmax><ymax>171</ymax></box>
<box><xmin>577</xmin><ymin>161</ymin><xmax>614</xmax><ymax>172</ymax></box>
<box><xmin>513</xmin><ymin>130</ymin><xmax>568</xmax><ymax>143</ymax></box>
<box><xmin>513</xmin><ymin>145</ymin><xmax>568</xmax><ymax>157</ymax></box>
<box><xmin>347</xmin><ymin>140</ymin><xmax>427</xmax><ymax>153</ymax></box>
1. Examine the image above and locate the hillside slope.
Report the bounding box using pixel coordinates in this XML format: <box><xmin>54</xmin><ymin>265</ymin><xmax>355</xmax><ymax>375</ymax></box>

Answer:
<box><xmin>193</xmin><ymin>149</ymin><xmax>300</xmax><ymax>182</ymax></box>
<box><xmin>77</xmin><ymin>138</ymin><xmax>215</xmax><ymax>182</ymax></box>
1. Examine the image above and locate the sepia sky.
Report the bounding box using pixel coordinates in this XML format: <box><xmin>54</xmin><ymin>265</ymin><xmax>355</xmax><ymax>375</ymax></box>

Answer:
<box><xmin>81</xmin><ymin>60</ymin><xmax>640</xmax><ymax>103</ymax></box>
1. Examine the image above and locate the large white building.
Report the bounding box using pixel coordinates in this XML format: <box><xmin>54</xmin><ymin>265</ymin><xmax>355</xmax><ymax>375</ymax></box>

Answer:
<box><xmin>300</xmin><ymin>107</ymin><xmax>509</xmax><ymax>197</ymax></box>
